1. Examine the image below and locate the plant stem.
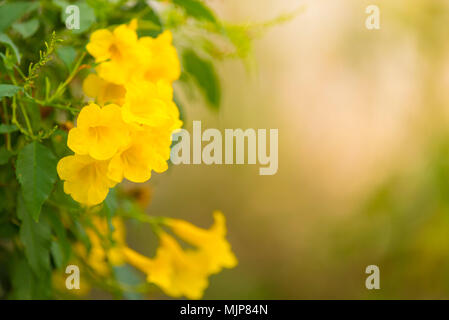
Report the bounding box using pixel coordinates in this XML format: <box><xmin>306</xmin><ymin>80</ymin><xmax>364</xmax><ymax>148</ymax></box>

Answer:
<box><xmin>11</xmin><ymin>96</ymin><xmax>30</xmax><ymax>137</ymax></box>
<box><xmin>7</xmin><ymin>69</ymin><xmax>33</xmax><ymax>137</ymax></box>
<box><xmin>25</xmin><ymin>96</ymin><xmax>79</xmax><ymax>114</ymax></box>
<box><xmin>47</xmin><ymin>52</ymin><xmax>86</xmax><ymax>103</ymax></box>
<box><xmin>18</xmin><ymin>99</ymin><xmax>33</xmax><ymax>135</ymax></box>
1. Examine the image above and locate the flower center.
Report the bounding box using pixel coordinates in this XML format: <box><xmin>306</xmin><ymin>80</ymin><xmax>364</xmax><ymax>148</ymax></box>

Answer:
<box><xmin>109</xmin><ymin>44</ymin><xmax>121</xmax><ymax>60</ymax></box>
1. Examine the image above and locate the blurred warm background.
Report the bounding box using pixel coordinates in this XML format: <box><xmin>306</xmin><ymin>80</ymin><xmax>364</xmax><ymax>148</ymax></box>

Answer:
<box><xmin>129</xmin><ymin>0</ymin><xmax>449</xmax><ymax>299</ymax></box>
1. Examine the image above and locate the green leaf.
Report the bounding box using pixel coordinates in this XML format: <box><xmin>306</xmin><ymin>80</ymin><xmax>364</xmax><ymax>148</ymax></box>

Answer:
<box><xmin>53</xmin><ymin>0</ymin><xmax>70</xmax><ymax>9</ymax></box>
<box><xmin>9</xmin><ymin>255</ymin><xmax>52</xmax><ymax>299</ymax></box>
<box><xmin>102</xmin><ymin>188</ymin><xmax>118</xmax><ymax>241</ymax></box>
<box><xmin>45</xmin><ymin>207</ymin><xmax>71</xmax><ymax>268</ymax></box>
<box><xmin>56</xmin><ymin>46</ymin><xmax>77</xmax><ymax>70</ymax></box>
<box><xmin>9</xmin><ymin>257</ymin><xmax>35</xmax><ymax>299</ymax></box>
<box><xmin>17</xmin><ymin>194</ymin><xmax>52</xmax><ymax>276</ymax></box>
<box><xmin>50</xmin><ymin>180</ymin><xmax>79</xmax><ymax>211</ymax></box>
<box><xmin>16</xmin><ymin>142</ymin><xmax>58</xmax><ymax>222</ymax></box>
<box><xmin>104</xmin><ymin>188</ymin><xmax>118</xmax><ymax>217</ymax></box>
<box><xmin>173</xmin><ymin>0</ymin><xmax>217</xmax><ymax>24</ymax></box>
<box><xmin>74</xmin><ymin>220</ymin><xmax>91</xmax><ymax>251</ymax></box>
<box><xmin>0</xmin><ymin>1</ymin><xmax>39</xmax><ymax>32</ymax></box>
<box><xmin>113</xmin><ymin>265</ymin><xmax>144</xmax><ymax>300</ymax></box>
<box><xmin>74</xmin><ymin>2</ymin><xmax>97</xmax><ymax>34</ymax></box>
<box><xmin>182</xmin><ymin>50</ymin><xmax>221</xmax><ymax>109</ymax></box>
<box><xmin>0</xmin><ymin>33</ymin><xmax>21</xmax><ymax>64</ymax></box>
<box><xmin>50</xmin><ymin>241</ymin><xmax>64</xmax><ymax>269</ymax></box>
<box><xmin>12</xmin><ymin>18</ymin><xmax>39</xmax><ymax>38</ymax></box>
<box><xmin>0</xmin><ymin>148</ymin><xmax>13</xmax><ymax>165</ymax></box>
<box><xmin>0</xmin><ymin>123</ymin><xmax>18</xmax><ymax>133</ymax></box>
<box><xmin>0</xmin><ymin>84</ymin><xmax>21</xmax><ymax>99</ymax></box>
<box><xmin>136</xmin><ymin>2</ymin><xmax>162</xmax><ymax>38</ymax></box>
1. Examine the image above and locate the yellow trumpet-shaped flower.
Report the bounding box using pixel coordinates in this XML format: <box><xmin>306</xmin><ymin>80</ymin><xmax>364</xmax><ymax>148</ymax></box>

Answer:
<box><xmin>82</xmin><ymin>74</ymin><xmax>126</xmax><ymax>106</ymax></box>
<box><xmin>137</xmin><ymin>30</ymin><xmax>181</xmax><ymax>83</ymax></box>
<box><xmin>86</xmin><ymin>20</ymin><xmax>140</xmax><ymax>85</ymax></box>
<box><xmin>86</xmin><ymin>20</ymin><xmax>138</xmax><ymax>62</ymax></box>
<box><xmin>107</xmin><ymin>127</ymin><xmax>172</xmax><ymax>183</ymax></box>
<box><xmin>166</xmin><ymin>211</ymin><xmax>238</xmax><ymax>274</ymax></box>
<box><xmin>122</xmin><ymin>233</ymin><xmax>210</xmax><ymax>300</ymax></box>
<box><xmin>121</xmin><ymin>80</ymin><xmax>182</xmax><ymax>130</ymax></box>
<box><xmin>57</xmin><ymin>154</ymin><xmax>118</xmax><ymax>206</ymax></box>
<box><xmin>67</xmin><ymin>103</ymin><xmax>130</xmax><ymax>160</ymax></box>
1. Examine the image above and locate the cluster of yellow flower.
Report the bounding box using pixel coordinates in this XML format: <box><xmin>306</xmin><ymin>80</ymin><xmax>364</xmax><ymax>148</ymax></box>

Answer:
<box><xmin>71</xmin><ymin>211</ymin><xmax>237</xmax><ymax>299</ymax></box>
<box><xmin>123</xmin><ymin>211</ymin><xmax>238</xmax><ymax>299</ymax></box>
<box><xmin>54</xmin><ymin>21</ymin><xmax>237</xmax><ymax>299</ymax></box>
<box><xmin>57</xmin><ymin>20</ymin><xmax>182</xmax><ymax>206</ymax></box>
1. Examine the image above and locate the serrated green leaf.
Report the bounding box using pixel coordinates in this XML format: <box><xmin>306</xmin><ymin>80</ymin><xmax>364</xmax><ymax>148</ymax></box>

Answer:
<box><xmin>173</xmin><ymin>0</ymin><xmax>217</xmax><ymax>24</ymax></box>
<box><xmin>0</xmin><ymin>123</ymin><xmax>18</xmax><ymax>133</ymax></box>
<box><xmin>0</xmin><ymin>1</ymin><xmax>39</xmax><ymax>32</ymax></box>
<box><xmin>12</xmin><ymin>18</ymin><xmax>39</xmax><ymax>38</ymax></box>
<box><xmin>182</xmin><ymin>50</ymin><xmax>221</xmax><ymax>109</ymax></box>
<box><xmin>0</xmin><ymin>148</ymin><xmax>13</xmax><ymax>165</ymax></box>
<box><xmin>0</xmin><ymin>84</ymin><xmax>21</xmax><ymax>99</ymax></box>
<box><xmin>16</xmin><ymin>142</ymin><xmax>58</xmax><ymax>221</ymax></box>
<box><xmin>17</xmin><ymin>194</ymin><xmax>52</xmax><ymax>276</ymax></box>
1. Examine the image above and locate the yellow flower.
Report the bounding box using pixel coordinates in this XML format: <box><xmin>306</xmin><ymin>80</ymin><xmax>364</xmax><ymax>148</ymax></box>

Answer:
<box><xmin>75</xmin><ymin>217</ymin><xmax>127</xmax><ymax>275</ymax></box>
<box><xmin>67</xmin><ymin>103</ymin><xmax>130</xmax><ymax>160</ymax></box>
<box><xmin>122</xmin><ymin>233</ymin><xmax>210</xmax><ymax>300</ymax></box>
<box><xmin>121</xmin><ymin>79</ymin><xmax>182</xmax><ymax>130</ymax></box>
<box><xmin>137</xmin><ymin>30</ymin><xmax>181</xmax><ymax>83</ymax></box>
<box><xmin>82</xmin><ymin>74</ymin><xmax>126</xmax><ymax>106</ymax></box>
<box><xmin>86</xmin><ymin>20</ymin><xmax>140</xmax><ymax>85</ymax></box>
<box><xmin>107</xmin><ymin>126</ymin><xmax>172</xmax><ymax>183</ymax></box>
<box><xmin>57</xmin><ymin>154</ymin><xmax>118</xmax><ymax>206</ymax></box>
<box><xmin>166</xmin><ymin>211</ymin><xmax>238</xmax><ymax>274</ymax></box>
<box><xmin>86</xmin><ymin>20</ymin><xmax>138</xmax><ymax>62</ymax></box>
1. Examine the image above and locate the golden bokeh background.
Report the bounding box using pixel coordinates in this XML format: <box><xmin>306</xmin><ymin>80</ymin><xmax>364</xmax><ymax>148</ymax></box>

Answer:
<box><xmin>131</xmin><ymin>0</ymin><xmax>449</xmax><ymax>299</ymax></box>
